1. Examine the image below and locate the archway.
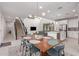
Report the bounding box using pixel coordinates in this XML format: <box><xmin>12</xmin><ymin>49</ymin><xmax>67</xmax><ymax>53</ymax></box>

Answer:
<box><xmin>14</xmin><ymin>18</ymin><xmax>26</xmax><ymax>39</ymax></box>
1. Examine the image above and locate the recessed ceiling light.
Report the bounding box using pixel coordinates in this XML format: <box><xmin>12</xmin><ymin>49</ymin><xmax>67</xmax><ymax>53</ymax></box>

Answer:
<box><xmin>28</xmin><ymin>14</ymin><xmax>32</xmax><ymax>18</ymax></box>
<box><xmin>42</xmin><ymin>12</ymin><xmax>46</xmax><ymax>16</ymax></box>
<box><xmin>47</xmin><ymin>10</ymin><xmax>50</xmax><ymax>13</ymax></box>
<box><xmin>39</xmin><ymin>6</ymin><xmax>43</xmax><ymax>9</ymax></box>
<box><xmin>72</xmin><ymin>9</ymin><xmax>76</xmax><ymax>12</ymax></box>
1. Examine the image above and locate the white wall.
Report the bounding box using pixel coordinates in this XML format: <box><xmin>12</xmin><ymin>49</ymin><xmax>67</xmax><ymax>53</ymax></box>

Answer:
<box><xmin>57</xmin><ymin>19</ymin><xmax>78</xmax><ymax>39</ymax></box>
<box><xmin>68</xmin><ymin>19</ymin><xmax>78</xmax><ymax>28</ymax></box>
<box><xmin>67</xmin><ymin>19</ymin><xmax>78</xmax><ymax>39</ymax></box>
<box><xmin>23</xmin><ymin>18</ymin><xmax>40</xmax><ymax>34</ymax></box>
<box><xmin>6</xmin><ymin>18</ymin><xmax>16</xmax><ymax>40</ymax></box>
<box><xmin>23</xmin><ymin>17</ymin><xmax>54</xmax><ymax>34</ymax></box>
<box><xmin>0</xmin><ymin>12</ymin><xmax>6</xmax><ymax>45</ymax></box>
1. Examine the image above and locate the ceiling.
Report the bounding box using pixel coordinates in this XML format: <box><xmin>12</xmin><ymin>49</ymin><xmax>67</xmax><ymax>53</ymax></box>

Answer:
<box><xmin>0</xmin><ymin>2</ymin><xmax>79</xmax><ymax>20</ymax></box>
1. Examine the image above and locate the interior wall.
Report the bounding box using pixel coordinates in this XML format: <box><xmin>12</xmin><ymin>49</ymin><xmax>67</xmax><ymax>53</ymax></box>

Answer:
<box><xmin>0</xmin><ymin>12</ymin><xmax>6</xmax><ymax>44</ymax></box>
<box><xmin>67</xmin><ymin>19</ymin><xmax>78</xmax><ymax>39</ymax></box>
<box><xmin>23</xmin><ymin>17</ymin><xmax>54</xmax><ymax>34</ymax></box>
<box><xmin>57</xmin><ymin>18</ymin><xmax>78</xmax><ymax>39</ymax></box>
<box><xmin>6</xmin><ymin>19</ymin><xmax>16</xmax><ymax>40</ymax></box>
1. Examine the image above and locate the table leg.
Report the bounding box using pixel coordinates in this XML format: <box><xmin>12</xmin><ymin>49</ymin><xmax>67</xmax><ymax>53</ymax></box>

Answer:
<box><xmin>40</xmin><ymin>51</ymin><xmax>48</xmax><ymax>56</ymax></box>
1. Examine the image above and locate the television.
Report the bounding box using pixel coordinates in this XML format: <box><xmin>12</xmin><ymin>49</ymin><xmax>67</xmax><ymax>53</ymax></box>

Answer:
<box><xmin>30</xmin><ymin>27</ymin><xmax>36</xmax><ymax>31</ymax></box>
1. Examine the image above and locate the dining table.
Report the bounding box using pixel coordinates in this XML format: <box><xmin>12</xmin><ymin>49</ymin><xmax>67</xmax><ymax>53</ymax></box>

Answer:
<box><xmin>23</xmin><ymin>35</ymin><xmax>64</xmax><ymax>56</ymax></box>
<box><xmin>35</xmin><ymin>38</ymin><xmax>62</xmax><ymax>56</ymax></box>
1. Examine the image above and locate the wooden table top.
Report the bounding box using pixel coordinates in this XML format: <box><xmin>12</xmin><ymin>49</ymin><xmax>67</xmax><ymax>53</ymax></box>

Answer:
<box><xmin>23</xmin><ymin>35</ymin><xmax>64</xmax><ymax>53</ymax></box>
<box><xmin>35</xmin><ymin>38</ymin><xmax>64</xmax><ymax>53</ymax></box>
<box><xmin>35</xmin><ymin>39</ymin><xmax>55</xmax><ymax>53</ymax></box>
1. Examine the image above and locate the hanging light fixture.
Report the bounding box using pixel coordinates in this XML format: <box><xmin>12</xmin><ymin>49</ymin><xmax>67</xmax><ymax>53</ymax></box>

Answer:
<box><xmin>42</xmin><ymin>12</ymin><xmax>46</xmax><ymax>16</ymax></box>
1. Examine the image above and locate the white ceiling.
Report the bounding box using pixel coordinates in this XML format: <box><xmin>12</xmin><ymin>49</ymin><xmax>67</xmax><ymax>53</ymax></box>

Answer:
<box><xmin>0</xmin><ymin>2</ymin><xmax>79</xmax><ymax>20</ymax></box>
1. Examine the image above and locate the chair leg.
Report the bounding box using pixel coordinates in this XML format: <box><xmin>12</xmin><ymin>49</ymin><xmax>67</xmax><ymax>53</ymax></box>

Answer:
<box><xmin>58</xmin><ymin>50</ymin><xmax>65</xmax><ymax>56</ymax></box>
<box><xmin>62</xmin><ymin>51</ymin><xmax>65</xmax><ymax>56</ymax></box>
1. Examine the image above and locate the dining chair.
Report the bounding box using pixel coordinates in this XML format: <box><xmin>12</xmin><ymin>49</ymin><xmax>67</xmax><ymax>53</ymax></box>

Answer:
<box><xmin>47</xmin><ymin>45</ymin><xmax>64</xmax><ymax>56</ymax></box>
<box><xmin>21</xmin><ymin>39</ymin><xmax>40</xmax><ymax>56</ymax></box>
<box><xmin>21</xmin><ymin>39</ymin><xmax>32</xmax><ymax>56</ymax></box>
<box><xmin>30</xmin><ymin>44</ymin><xmax>40</xmax><ymax>56</ymax></box>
